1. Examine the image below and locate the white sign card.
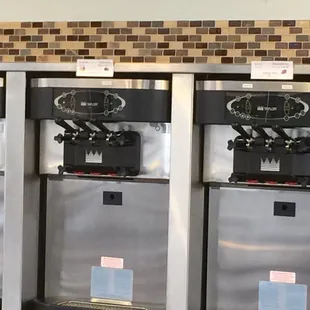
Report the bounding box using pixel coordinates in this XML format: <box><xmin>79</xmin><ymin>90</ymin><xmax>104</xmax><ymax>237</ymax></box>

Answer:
<box><xmin>76</xmin><ymin>59</ymin><xmax>114</xmax><ymax>77</ymax></box>
<box><xmin>251</xmin><ymin>61</ymin><xmax>294</xmax><ymax>80</ymax></box>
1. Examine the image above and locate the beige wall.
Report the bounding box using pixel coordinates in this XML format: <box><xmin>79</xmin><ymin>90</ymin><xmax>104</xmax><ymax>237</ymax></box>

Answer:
<box><xmin>0</xmin><ymin>0</ymin><xmax>309</xmax><ymax>21</ymax></box>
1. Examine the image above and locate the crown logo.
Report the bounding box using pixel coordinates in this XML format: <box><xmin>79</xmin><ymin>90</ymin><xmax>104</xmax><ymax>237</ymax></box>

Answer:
<box><xmin>260</xmin><ymin>157</ymin><xmax>280</xmax><ymax>172</ymax></box>
<box><xmin>85</xmin><ymin>150</ymin><xmax>102</xmax><ymax>164</ymax></box>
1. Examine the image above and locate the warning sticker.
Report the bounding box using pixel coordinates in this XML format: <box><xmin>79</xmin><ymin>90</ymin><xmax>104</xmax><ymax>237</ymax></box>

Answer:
<box><xmin>270</xmin><ymin>270</ymin><xmax>296</xmax><ymax>284</ymax></box>
<box><xmin>101</xmin><ymin>256</ymin><xmax>124</xmax><ymax>269</ymax></box>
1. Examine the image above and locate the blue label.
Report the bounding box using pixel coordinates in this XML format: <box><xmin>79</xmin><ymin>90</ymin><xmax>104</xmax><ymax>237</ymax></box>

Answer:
<box><xmin>90</xmin><ymin>266</ymin><xmax>133</xmax><ymax>301</ymax></box>
<box><xmin>259</xmin><ymin>281</ymin><xmax>307</xmax><ymax>310</ymax></box>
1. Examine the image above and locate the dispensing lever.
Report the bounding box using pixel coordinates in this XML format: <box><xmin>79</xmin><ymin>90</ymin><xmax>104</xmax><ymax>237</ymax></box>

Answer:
<box><xmin>232</xmin><ymin>123</ymin><xmax>251</xmax><ymax>139</ymax></box>
<box><xmin>55</xmin><ymin>118</ymin><xmax>75</xmax><ymax>133</ymax></box>
<box><xmin>90</xmin><ymin>119</ymin><xmax>110</xmax><ymax>134</ymax></box>
<box><xmin>272</xmin><ymin>125</ymin><xmax>291</xmax><ymax>140</ymax></box>
<box><xmin>72</xmin><ymin>118</ymin><xmax>92</xmax><ymax>132</ymax></box>
<box><xmin>251</xmin><ymin>124</ymin><xmax>270</xmax><ymax>140</ymax></box>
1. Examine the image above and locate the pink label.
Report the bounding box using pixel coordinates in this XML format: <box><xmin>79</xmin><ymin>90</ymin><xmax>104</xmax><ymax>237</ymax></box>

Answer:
<box><xmin>270</xmin><ymin>270</ymin><xmax>296</xmax><ymax>284</ymax></box>
<box><xmin>101</xmin><ymin>256</ymin><xmax>124</xmax><ymax>269</ymax></box>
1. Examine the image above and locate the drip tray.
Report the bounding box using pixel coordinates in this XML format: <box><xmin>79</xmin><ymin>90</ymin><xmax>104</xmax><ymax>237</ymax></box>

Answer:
<box><xmin>30</xmin><ymin>299</ymin><xmax>148</xmax><ymax>310</ymax></box>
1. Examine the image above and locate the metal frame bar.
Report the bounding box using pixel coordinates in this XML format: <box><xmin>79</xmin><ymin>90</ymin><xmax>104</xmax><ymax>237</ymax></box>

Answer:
<box><xmin>0</xmin><ymin>62</ymin><xmax>308</xmax><ymax>74</ymax></box>
<box><xmin>3</xmin><ymin>72</ymin><xmax>40</xmax><ymax>310</ymax></box>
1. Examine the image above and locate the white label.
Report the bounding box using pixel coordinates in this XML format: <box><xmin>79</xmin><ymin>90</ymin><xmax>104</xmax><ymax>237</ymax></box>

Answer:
<box><xmin>270</xmin><ymin>270</ymin><xmax>296</xmax><ymax>284</ymax></box>
<box><xmin>101</xmin><ymin>256</ymin><xmax>124</xmax><ymax>269</ymax></box>
<box><xmin>76</xmin><ymin>59</ymin><xmax>114</xmax><ymax>77</ymax></box>
<box><xmin>251</xmin><ymin>61</ymin><xmax>294</xmax><ymax>80</ymax></box>
<box><xmin>282</xmin><ymin>84</ymin><xmax>293</xmax><ymax>90</ymax></box>
<box><xmin>242</xmin><ymin>83</ymin><xmax>253</xmax><ymax>89</ymax></box>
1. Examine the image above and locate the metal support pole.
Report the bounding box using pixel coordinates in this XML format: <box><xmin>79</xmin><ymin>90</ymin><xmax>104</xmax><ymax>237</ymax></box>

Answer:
<box><xmin>167</xmin><ymin>74</ymin><xmax>204</xmax><ymax>310</ymax></box>
<box><xmin>2</xmin><ymin>72</ymin><xmax>40</xmax><ymax>310</ymax></box>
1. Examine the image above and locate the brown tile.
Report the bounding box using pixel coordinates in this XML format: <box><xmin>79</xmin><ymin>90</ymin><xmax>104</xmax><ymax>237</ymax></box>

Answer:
<box><xmin>283</xmin><ymin>20</ymin><xmax>296</xmax><ymax>27</ymax></box>
<box><xmin>269</xmin><ymin>35</ymin><xmax>281</xmax><ymax>41</ymax></box>
<box><xmin>26</xmin><ymin>42</ymin><xmax>36</xmax><ymax>48</ymax></box>
<box><xmin>196</xmin><ymin>42</ymin><xmax>208</xmax><ymax>48</ymax></box>
<box><xmin>15</xmin><ymin>56</ymin><xmax>25</xmax><ymax>62</ymax></box>
<box><xmin>177</xmin><ymin>35</ymin><xmax>188</xmax><ymax>41</ymax></box>
<box><xmin>275</xmin><ymin>57</ymin><xmax>288</xmax><ymax>61</ymax></box>
<box><xmin>269</xmin><ymin>20</ymin><xmax>282</xmax><ymax>27</ymax></box>
<box><xmin>234</xmin><ymin>57</ymin><xmax>247</xmax><ymax>63</ymax></box>
<box><xmin>145</xmin><ymin>56</ymin><xmax>156</xmax><ymax>62</ymax></box>
<box><xmin>289</xmin><ymin>57</ymin><xmax>301</xmax><ymax>64</ymax></box>
<box><xmin>50</xmin><ymin>29</ymin><xmax>60</xmax><ymax>35</ymax></box>
<box><xmin>276</xmin><ymin>42</ymin><xmax>288</xmax><ymax>49</ymax></box>
<box><xmin>183</xmin><ymin>42</ymin><xmax>195</xmax><ymax>48</ymax></box>
<box><xmin>26</xmin><ymin>56</ymin><xmax>36</xmax><ymax>61</ymax></box>
<box><xmin>296</xmin><ymin>50</ymin><xmax>309</xmax><ymax>57</ymax></box>
<box><xmin>268</xmin><ymin>50</ymin><xmax>281</xmax><ymax>56</ymax></box>
<box><xmin>96</xmin><ymin>42</ymin><xmax>107</xmax><ymax>48</ymax></box>
<box><xmin>289</xmin><ymin>42</ymin><xmax>302</xmax><ymax>49</ymax></box>
<box><xmin>221</xmin><ymin>57</ymin><xmax>233</xmax><ymax>63</ymax></box>
<box><xmin>228</xmin><ymin>35</ymin><xmax>241</xmax><ymax>41</ymax></box>
<box><xmin>170</xmin><ymin>56</ymin><xmax>182</xmax><ymax>63</ymax></box>
<box><xmin>145</xmin><ymin>28</ymin><xmax>157</xmax><ymax>34</ymax></box>
<box><xmin>151</xmin><ymin>49</ymin><xmax>163</xmax><ymax>56</ymax></box>
<box><xmin>215</xmin><ymin>49</ymin><xmax>227</xmax><ymax>56</ymax></box>
<box><xmin>235</xmin><ymin>28</ymin><xmax>247</xmax><ymax>34</ymax></box>
<box><xmin>158</xmin><ymin>42</ymin><xmax>169</xmax><ymax>48</ymax></box>
<box><xmin>44</xmin><ymin>21</ymin><xmax>55</xmax><ymax>28</ymax></box>
<box><xmin>102</xmin><ymin>49</ymin><xmax>113</xmax><ymax>56</ymax></box>
<box><xmin>242</xmin><ymin>20</ymin><xmax>255</xmax><ymax>27</ymax></box>
<box><xmin>209</xmin><ymin>42</ymin><xmax>221</xmax><ymax>49</ymax></box>
<box><xmin>9</xmin><ymin>36</ymin><xmax>19</xmax><ymax>42</ymax></box>
<box><xmin>9</xmin><ymin>49</ymin><xmax>19</xmax><ymax>55</ymax></box>
<box><xmin>196</xmin><ymin>28</ymin><xmax>208</xmax><ymax>34</ymax></box>
<box><xmin>202</xmin><ymin>21</ymin><xmax>215</xmax><ymax>27</ymax></box>
<box><xmin>84</xmin><ymin>42</ymin><xmax>95</xmax><ymax>48</ymax></box>
<box><xmin>114</xmin><ymin>35</ymin><xmax>126</xmax><ymax>41</ymax></box>
<box><xmin>303</xmin><ymin>43</ymin><xmax>310</xmax><ymax>49</ymax></box>
<box><xmin>262</xmin><ymin>28</ymin><xmax>275</xmax><ymax>34</ymax></box>
<box><xmin>229</xmin><ymin>20</ymin><xmax>241</xmax><ymax>27</ymax></box>
<box><xmin>79</xmin><ymin>22</ymin><xmax>90</xmax><ymax>27</ymax></box>
<box><xmin>32</xmin><ymin>35</ymin><xmax>43</xmax><ymax>41</ymax></box>
<box><xmin>190</xmin><ymin>35</ymin><xmax>201</xmax><ymax>41</ymax></box>
<box><xmin>4</xmin><ymin>29</ymin><xmax>14</xmax><ymax>35</ymax></box>
<box><xmin>202</xmin><ymin>49</ymin><xmax>214</xmax><ymax>56</ymax></box>
<box><xmin>32</xmin><ymin>22</ymin><xmax>43</xmax><ymax>28</ymax></box>
<box><xmin>38</xmin><ymin>29</ymin><xmax>48</xmax><ymax>35</ymax></box>
<box><xmin>195</xmin><ymin>57</ymin><xmax>208</xmax><ymax>63</ymax></box>
<box><xmin>91</xmin><ymin>22</ymin><xmax>102</xmax><ymax>27</ymax></box>
<box><xmin>170</xmin><ymin>28</ymin><xmax>182</xmax><ymax>34</ymax></box>
<box><xmin>249</xmin><ymin>28</ymin><xmax>261</xmax><ymax>34</ymax></box>
<box><xmin>176</xmin><ymin>49</ymin><xmax>188</xmax><ymax>56</ymax></box>
<box><xmin>241</xmin><ymin>49</ymin><xmax>254</xmax><ymax>56</ymax></box>
<box><xmin>67</xmin><ymin>22</ymin><xmax>78</xmax><ymax>28</ymax></box>
<box><xmin>55</xmin><ymin>49</ymin><xmax>66</xmax><ymax>55</ymax></box>
<box><xmin>235</xmin><ymin>42</ymin><xmax>247</xmax><ymax>49</ymax></box>
<box><xmin>90</xmin><ymin>35</ymin><xmax>101</xmax><ymax>41</ymax></box>
<box><xmin>114</xmin><ymin>49</ymin><xmax>126</xmax><ymax>55</ymax></box>
<box><xmin>109</xmin><ymin>28</ymin><xmax>120</xmax><ymax>34</ymax></box>
<box><xmin>139</xmin><ymin>35</ymin><xmax>151</xmax><ymax>42</ymax></box>
<box><xmin>108</xmin><ymin>42</ymin><xmax>120</xmax><ymax>49</ymax></box>
<box><xmin>60</xmin><ymin>56</ymin><xmax>72</xmax><ymax>62</ymax></box>
<box><xmin>0</xmin><ymin>49</ymin><xmax>8</xmax><ymax>55</ymax></box>
<box><xmin>133</xmin><ymin>56</ymin><xmax>144</xmax><ymax>62</ymax></box>
<box><xmin>145</xmin><ymin>42</ymin><xmax>156</xmax><ymax>48</ymax></box>
<box><xmin>177</xmin><ymin>21</ymin><xmax>189</xmax><ymax>27</ymax></box>
<box><xmin>209</xmin><ymin>28</ymin><xmax>221</xmax><ymax>34</ymax></box>
<box><xmin>158</xmin><ymin>28</ymin><xmax>170</xmax><ymax>34</ymax></box>
<box><xmin>296</xmin><ymin>35</ymin><xmax>309</xmax><ymax>41</ymax></box>
<box><xmin>97</xmin><ymin>28</ymin><xmax>107</xmax><ymax>34</ymax></box>
<box><xmin>38</xmin><ymin>42</ymin><xmax>48</xmax><ymax>48</ymax></box>
<box><xmin>139</xmin><ymin>21</ymin><xmax>151</xmax><ymax>27</ymax></box>
<box><xmin>302</xmin><ymin>58</ymin><xmax>310</xmax><ymax>64</ymax></box>
<box><xmin>133</xmin><ymin>42</ymin><xmax>144</xmax><ymax>48</ymax></box>
<box><xmin>21</xmin><ymin>22</ymin><xmax>31</xmax><ymax>28</ymax></box>
<box><xmin>127</xmin><ymin>21</ymin><xmax>139</xmax><ymax>27</ymax></box>
<box><xmin>164</xmin><ymin>49</ymin><xmax>176</xmax><ymax>56</ymax></box>
<box><xmin>290</xmin><ymin>27</ymin><xmax>302</xmax><ymax>34</ymax></box>
<box><xmin>55</xmin><ymin>35</ymin><xmax>66</xmax><ymax>41</ymax></box>
<box><xmin>15</xmin><ymin>29</ymin><xmax>26</xmax><ymax>35</ymax></box>
<box><xmin>216</xmin><ymin>35</ymin><xmax>227</xmax><ymax>41</ymax></box>
<box><xmin>182</xmin><ymin>57</ymin><xmax>195</xmax><ymax>63</ymax></box>
<box><xmin>261</xmin><ymin>57</ymin><xmax>274</xmax><ymax>61</ymax></box>
<box><xmin>67</xmin><ymin>35</ymin><xmax>78</xmax><ymax>41</ymax></box>
<box><xmin>255</xmin><ymin>50</ymin><xmax>267</xmax><ymax>56</ymax></box>
<box><xmin>43</xmin><ymin>49</ymin><xmax>54</xmax><ymax>55</ymax></box>
<box><xmin>127</xmin><ymin>35</ymin><xmax>139</xmax><ymax>41</ymax></box>
<box><xmin>152</xmin><ymin>21</ymin><xmax>164</xmax><ymax>27</ymax></box>
<box><xmin>222</xmin><ymin>42</ymin><xmax>234</xmax><ymax>49</ymax></box>
<box><xmin>255</xmin><ymin>35</ymin><xmax>267</xmax><ymax>41</ymax></box>
<box><xmin>164</xmin><ymin>35</ymin><xmax>176</xmax><ymax>41</ymax></box>
<box><xmin>190</xmin><ymin>21</ymin><xmax>202</xmax><ymax>27</ymax></box>
<box><xmin>79</xmin><ymin>35</ymin><xmax>90</xmax><ymax>41</ymax></box>
<box><xmin>121</xmin><ymin>28</ymin><xmax>132</xmax><ymax>34</ymax></box>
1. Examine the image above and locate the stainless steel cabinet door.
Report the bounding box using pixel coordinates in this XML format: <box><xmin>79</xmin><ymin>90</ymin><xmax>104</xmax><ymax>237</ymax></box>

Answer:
<box><xmin>207</xmin><ymin>186</ymin><xmax>310</xmax><ymax>310</ymax></box>
<box><xmin>45</xmin><ymin>178</ymin><xmax>169</xmax><ymax>310</ymax></box>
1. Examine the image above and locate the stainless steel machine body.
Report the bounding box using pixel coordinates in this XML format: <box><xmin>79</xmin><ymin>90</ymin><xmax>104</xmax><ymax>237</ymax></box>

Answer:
<box><xmin>197</xmin><ymin>80</ymin><xmax>310</xmax><ymax>310</ymax></box>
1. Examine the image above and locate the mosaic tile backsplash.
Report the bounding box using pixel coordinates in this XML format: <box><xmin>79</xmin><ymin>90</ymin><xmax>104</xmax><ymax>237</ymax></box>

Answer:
<box><xmin>1</xmin><ymin>20</ymin><xmax>310</xmax><ymax>63</ymax></box>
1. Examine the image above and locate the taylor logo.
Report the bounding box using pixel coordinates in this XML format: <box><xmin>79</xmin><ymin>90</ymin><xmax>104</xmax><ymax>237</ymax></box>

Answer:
<box><xmin>257</xmin><ymin>106</ymin><xmax>277</xmax><ymax>112</ymax></box>
<box><xmin>85</xmin><ymin>150</ymin><xmax>102</xmax><ymax>164</ymax></box>
<box><xmin>260</xmin><ymin>157</ymin><xmax>280</xmax><ymax>172</ymax></box>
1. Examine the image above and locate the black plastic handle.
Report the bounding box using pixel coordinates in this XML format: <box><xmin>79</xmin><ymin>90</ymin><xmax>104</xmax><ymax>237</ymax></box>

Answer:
<box><xmin>232</xmin><ymin>123</ymin><xmax>251</xmax><ymax>139</ymax></box>
<box><xmin>55</xmin><ymin>118</ymin><xmax>75</xmax><ymax>133</ymax></box>
<box><xmin>251</xmin><ymin>124</ymin><xmax>270</xmax><ymax>140</ymax></box>
<box><xmin>72</xmin><ymin>118</ymin><xmax>92</xmax><ymax>132</ymax></box>
<box><xmin>90</xmin><ymin>118</ymin><xmax>110</xmax><ymax>134</ymax></box>
<box><xmin>272</xmin><ymin>125</ymin><xmax>291</xmax><ymax>140</ymax></box>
